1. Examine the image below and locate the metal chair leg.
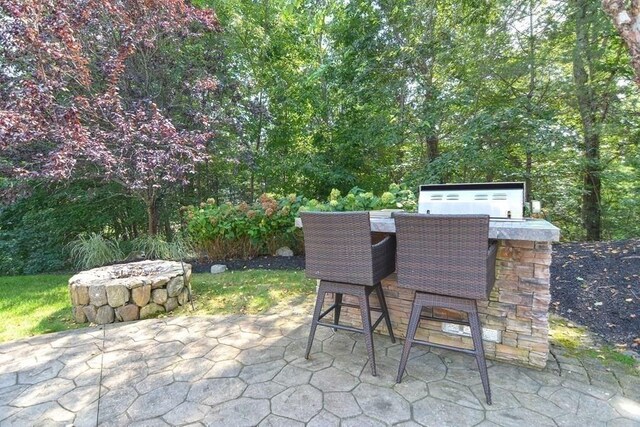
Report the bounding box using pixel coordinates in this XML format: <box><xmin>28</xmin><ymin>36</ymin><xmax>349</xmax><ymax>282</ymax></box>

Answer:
<box><xmin>375</xmin><ymin>282</ymin><xmax>395</xmax><ymax>343</ymax></box>
<box><xmin>305</xmin><ymin>287</ymin><xmax>326</xmax><ymax>359</ymax></box>
<box><xmin>468</xmin><ymin>302</ymin><xmax>491</xmax><ymax>405</ymax></box>
<box><xmin>333</xmin><ymin>293</ymin><xmax>343</xmax><ymax>332</ymax></box>
<box><xmin>396</xmin><ymin>296</ymin><xmax>423</xmax><ymax>383</ymax></box>
<box><xmin>359</xmin><ymin>289</ymin><xmax>377</xmax><ymax>376</ymax></box>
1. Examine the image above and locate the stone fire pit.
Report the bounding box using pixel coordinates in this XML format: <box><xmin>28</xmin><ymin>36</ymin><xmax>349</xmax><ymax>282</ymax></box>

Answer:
<box><xmin>68</xmin><ymin>260</ymin><xmax>192</xmax><ymax>324</ymax></box>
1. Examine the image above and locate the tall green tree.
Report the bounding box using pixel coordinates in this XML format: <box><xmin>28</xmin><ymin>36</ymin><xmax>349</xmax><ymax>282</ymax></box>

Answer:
<box><xmin>570</xmin><ymin>0</ymin><xmax>625</xmax><ymax>240</ymax></box>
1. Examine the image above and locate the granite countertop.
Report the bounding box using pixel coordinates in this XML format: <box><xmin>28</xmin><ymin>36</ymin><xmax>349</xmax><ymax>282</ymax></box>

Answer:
<box><xmin>294</xmin><ymin>216</ymin><xmax>560</xmax><ymax>242</ymax></box>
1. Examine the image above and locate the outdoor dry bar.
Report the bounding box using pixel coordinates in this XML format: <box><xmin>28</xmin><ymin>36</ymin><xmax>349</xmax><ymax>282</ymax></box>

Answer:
<box><xmin>295</xmin><ymin>214</ymin><xmax>560</xmax><ymax>369</ymax></box>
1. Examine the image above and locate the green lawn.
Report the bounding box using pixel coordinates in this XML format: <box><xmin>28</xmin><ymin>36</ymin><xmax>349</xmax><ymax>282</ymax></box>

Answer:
<box><xmin>0</xmin><ymin>274</ymin><xmax>78</xmax><ymax>342</ymax></box>
<box><xmin>0</xmin><ymin>270</ymin><xmax>316</xmax><ymax>343</ymax></box>
<box><xmin>187</xmin><ymin>270</ymin><xmax>316</xmax><ymax>315</ymax></box>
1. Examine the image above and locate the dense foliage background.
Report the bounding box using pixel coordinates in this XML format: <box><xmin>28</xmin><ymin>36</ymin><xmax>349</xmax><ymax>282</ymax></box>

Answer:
<box><xmin>1</xmin><ymin>0</ymin><xmax>640</xmax><ymax>274</ymax></box>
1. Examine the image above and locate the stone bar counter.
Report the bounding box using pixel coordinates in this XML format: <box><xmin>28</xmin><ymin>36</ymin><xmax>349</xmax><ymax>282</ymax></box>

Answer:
<box><xmin>295</xmin><ymin>216</ymin><xmax>560</xmax><ymax>369</ymax></box>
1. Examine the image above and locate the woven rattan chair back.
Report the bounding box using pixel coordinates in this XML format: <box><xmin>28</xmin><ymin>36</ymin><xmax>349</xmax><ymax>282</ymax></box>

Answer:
<box><xmin>394</xmin><ymin>213</ymin><xmax>492</xmax><ymax>300</ymax></box>
<box><xmin>301</xmin><ymin>211</ymin><xmax>378</xmax><ymax>286</ymax></box>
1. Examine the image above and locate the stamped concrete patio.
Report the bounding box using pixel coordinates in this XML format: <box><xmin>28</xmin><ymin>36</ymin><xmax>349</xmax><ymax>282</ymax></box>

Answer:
<box><xmin>1</xmin><ymin>303</ymin><xmax>639</xmax><ymax>426</ymax></box>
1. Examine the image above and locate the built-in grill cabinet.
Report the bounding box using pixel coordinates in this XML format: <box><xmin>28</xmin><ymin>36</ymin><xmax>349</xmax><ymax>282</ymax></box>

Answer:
<box><xmin>418</xmin><ymin>182</ymin><xmax>526</xmax><ymax>220</ymax></box>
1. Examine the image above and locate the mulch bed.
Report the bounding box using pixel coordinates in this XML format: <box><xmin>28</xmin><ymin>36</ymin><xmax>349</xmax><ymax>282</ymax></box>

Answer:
<box><xmin>192</xmin><ymin>255</ymin><xmax>305</xmax><ymax>273</ymax></box>
<box><xmin>193</xmin><ymin>240</ymin><xmax>640</xmax><ymax>351</ymax></box>
<box><xmin>551</xmin><ymin>239</ymin><xmax>640</xmax><ymax>351</ymax></box>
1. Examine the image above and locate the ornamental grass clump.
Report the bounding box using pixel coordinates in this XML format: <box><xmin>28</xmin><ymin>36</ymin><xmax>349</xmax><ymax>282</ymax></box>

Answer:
<box><xmin>130</xmin><ymin>234</ymin><xmax>196</xmax><ymax>261</ymax></box>
<box><xmin>68</xmin><ymin>233</ymin><xmax>124</xmax><ymax>270</ymax></box>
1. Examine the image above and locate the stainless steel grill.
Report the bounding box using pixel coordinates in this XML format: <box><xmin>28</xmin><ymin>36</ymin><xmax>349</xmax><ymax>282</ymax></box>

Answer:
<box><xmin>418</xmin><ymin>182</ymin><xmax>526</xmax><ymax>220</ymax></box>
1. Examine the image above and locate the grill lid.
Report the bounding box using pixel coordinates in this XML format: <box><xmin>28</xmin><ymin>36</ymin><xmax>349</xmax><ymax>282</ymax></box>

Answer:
<box><xmin>418</xmin><ymin>182</ymin><xmax>525</xmax><ymax>220</ymax></box>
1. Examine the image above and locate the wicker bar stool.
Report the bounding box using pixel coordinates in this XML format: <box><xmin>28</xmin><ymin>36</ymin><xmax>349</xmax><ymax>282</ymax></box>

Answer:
<box><xmin>393</xmin><ymin>213</ymin><xmax>497</xmax><ymax>404</ymax></box>
<box><xmin>300</xmin><ymin>211</ymin><xmax>396</xmax><ymax>376</ymax></box>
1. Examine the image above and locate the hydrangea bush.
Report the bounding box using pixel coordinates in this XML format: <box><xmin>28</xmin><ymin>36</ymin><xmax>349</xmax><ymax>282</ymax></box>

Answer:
<box><xmin>184</xmin><ymin>184</ymin><xmax>416</xmax><ymax>259</ymax></box>
<box><xmin>183</xmin><ymin>194</ymin><xmax>305</xmax><ymax>259</ymax></box>
<box><xmin>300</xmin><ymin>184</ymin><xmax>417</xmax><ymax>212</ymax></box>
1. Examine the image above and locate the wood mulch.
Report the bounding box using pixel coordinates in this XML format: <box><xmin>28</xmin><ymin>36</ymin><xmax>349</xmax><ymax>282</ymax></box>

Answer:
<box><xmin>551</xmin><ymin>239</ymin><xmax>640</xmax><ymax>352</ymax></box>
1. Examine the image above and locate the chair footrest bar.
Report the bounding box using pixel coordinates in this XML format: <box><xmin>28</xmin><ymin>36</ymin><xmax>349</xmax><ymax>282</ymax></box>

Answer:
<box><xmin>339</xmin><ymin>302</ymin><xmax>384</xmax><ymax>313</ymax></box>
<box><xmin>410</xmin><ymin>338</ymin><xmax>476</xmax><ymax>355</ymax></box>
<box><xmin>316</xmin><ymin>321</ymin><xmax>364</xmax><ymax>334</ymax></box>
<box><xmin>339</xmin><ymin>302</ymin><xmax>362</xmax><ymax>310</ymax></box>
<box><xmin>371</xmin><ymin>313</ymin><xmax>386</xmax><ymax>330</ymax></box>
<box><xmin>419</xmin><ymin>315</ymin><xmax>471</xmax><ymax>327</ymax></box>
<box><xmin>318</xmin><ymin>304</ymin><xmax>339</xmax><ymax>321</ymax></box>
<box><xmin>318</xmin><ymin>303</ymin><xmax>385</xmax><ymax>322</ymax></box>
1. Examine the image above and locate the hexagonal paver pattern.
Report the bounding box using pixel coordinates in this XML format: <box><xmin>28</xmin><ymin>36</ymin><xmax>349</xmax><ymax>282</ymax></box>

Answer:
<box><xmin>311</xmin><ymin>366</ymin><xmax>360</xmax><ymax>392</ymax></box>
<box><xmin>413</xmin><ymin>396</ymin><xmax>485</xmax><ymax>426</ymax></box>
<box><xmin>393</xmin><ymin>376</ymin><xmax>430</xmax><ymax>403</ymax></box>
<box><xmin>290</xmin><ymin>352</ymin><xmax>334</xmax><ymax>372</ymax></box>
<box><xmin>12</xmin><ymin>377</ymin><xmax>75</xmax><ymax>407</ymax></box>
<box><xmin>239</xmin><ymin>359</ymin><xmax>286</xmax><ymax>384</ymax></box>
<box><xmin>323</xmin><ymin>391</ymin><xmax>362</xmax><ymax>418</ymax></box>
<box><xmin>243</xmin><ymin>381</ymin><xmax>287</xmax><ymax>399</ymax></box>
<box><xmin>352</xmin><ymin>383</ymin><xmax>412</xmax><ymax>424</ymax></box>
<box><xmin>237</xmin><ymin>345</ymin><xmax>285</xmax><ymax>365</ymax></box>
<box><xmin>1</xmin><ymin>312</ymin><xmax>639</xmax><ymax>426</ymax></box>
<box><xmin>17</xmin><ymin>360</ymin><xmax>64</xmax><ymax>385</ymax></box>
<box><xmin>134</xmin><ymin>371</ymin><xmax>174</xmax><ymax>395</ymax></box>
<box><xmin>97</xmin><ymin>386</ymin><xmax>138</xmax><ymax>422</ymax></box>
<box><xmin>204</xmin><ymin>359</ymin><xmax>243</xmax><ymax>378</ymax></box>
<box><xmin>205</xmin><ymin>343</ymin><xmax>241</xmax><ymax>362</ymax></box>
<box><xmin>162</xmin><ymin>401</ymin><xmax>209</xmax><ymax>425</ymax></box>
<box><xmin>187</xmin><ymin>377</ymin><xmax>246</xmax><ymax>406</ymax></box>
<box><xmin>403</xmin><ymin>352</ymin><xmax>447</xmax><ymax>383</ymax></box>
<box><xmin>427</xmin><ymin>380</ymin><xmax>484</xmax><ymax>410</ymax></box>
<box><xmin>485</xmin><ymin>407</ymin><xmax>556</xmax><ymax>426</ymax></box>
<box><xmin>259</xmin><ymin>414</ymin><xmax>305</xmax><ymax>426</ymax></box>
<box><xmin>273</xmin><ymin>364</ymin><xmax>312</xmax><ymax>387</ymax></box>
<box><xmin>218</xmin><ymin>331</ymin><xmax>264</xmax><ymax>350</ymax></box>
<box><xmin>57</xmin><ymin>385</ymin><xmax>100</xmax><ymax>412</ymax></box>
<box><xmin>341</xmin><ymin>414</ymin><xmax>387</xmax><ymax>426</ymax></box>
<box><xmin>127</xmin><ymin>382</ymin><xmax>190</xmax><ymax>420</ymax></box>
<box><xmin>271</xmin><ymin>384</ymin><xmax>323</xmax><ymax>422</ymax></box>
<box><xmin>322</xmin><ymin>334</ymin><xmax>356</xmax><ymax>357</ymax></box>
<box><xmin>203</xmin><ymin>397</ymin><xmax>270</xmax><ymax>426</ymax></box>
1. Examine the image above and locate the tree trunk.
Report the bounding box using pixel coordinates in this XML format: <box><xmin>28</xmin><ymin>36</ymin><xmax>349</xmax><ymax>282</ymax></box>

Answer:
<box><xmin>147</xmin><ymin>198</ymin><xmax>159</xmax><ymax>236</ymax></box>
<box><xmin>573</xmin><ymin>0</ymin><xmax>602</xmax><ymax>241</ymax></box>
<box><xmin>426</xmin><ymin>133</ymin><xmax>439</xmax><ymax>163</ymax></box>
<box><xmin>582</xmin><ymin>135</ymin><xmax>602</xmax><ymax>240</ymax></box>
<box><xmin>250</xmin><ymin>92</ymin><xmax>265</xmax><ymax>202</ymax></box>
<box><xmin>525</xmin><ymin>152</ymin><xmax>532</xmax><ymax>203</ymax></box>
<box><xmin>602</xmin><ymin>0</ymin><xmax>640</xmax><ymax>87</ymax></box>
<box><xmin>525</xmin><ymin>0</ymin><xmax>535</xmax><ymax>204</ymax></box>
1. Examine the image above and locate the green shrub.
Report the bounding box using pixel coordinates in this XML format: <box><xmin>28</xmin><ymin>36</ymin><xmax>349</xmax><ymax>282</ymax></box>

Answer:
<box><xmin>184</xmin><ymin>194</ymin><xmax>305</xmax><ymax>259</ymax></box>
<box><xmin>300</xmin><ymin>184</ymin><xmax>417</xmax><ymax>212</ymax></box>
<box><xmin>68</xmin><ymin>233</ymin><xmax>124</xmax><ymax>270</ymax></box>
<box><xmin>184</xmin><ymin>186</ymin><xmax>416</xmax><ymax>260</ymax></box>
<box><xmin>0</xmin><ymin>182</ymin><xmax>147</xmax><ymax>275</ymax></box>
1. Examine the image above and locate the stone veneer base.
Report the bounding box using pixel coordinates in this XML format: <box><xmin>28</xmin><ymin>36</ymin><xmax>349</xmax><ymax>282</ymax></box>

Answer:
<box><xmin>68</xmin><ymin>260</ymin><xmax>192</xmax><ymax>325</ymax></box>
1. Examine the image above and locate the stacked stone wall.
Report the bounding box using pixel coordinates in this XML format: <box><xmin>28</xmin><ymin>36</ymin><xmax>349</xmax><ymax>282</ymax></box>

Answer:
<box><xmin>69</xmin><ymin>260</ymin><xmax>192</xmax><ymax>324</ymax></box>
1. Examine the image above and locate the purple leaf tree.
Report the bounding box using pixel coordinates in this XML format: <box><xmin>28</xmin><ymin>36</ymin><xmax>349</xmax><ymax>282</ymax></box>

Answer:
<box><xmin>0</xmin><ymin>0</ymin><xmax>219</xmax><ymax>234</ymax></box>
